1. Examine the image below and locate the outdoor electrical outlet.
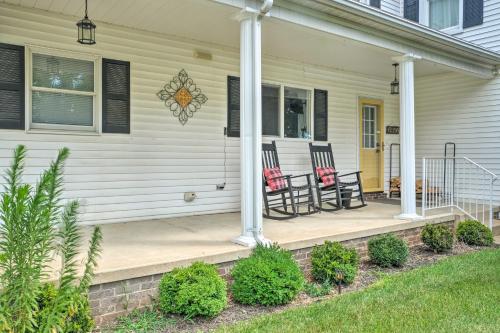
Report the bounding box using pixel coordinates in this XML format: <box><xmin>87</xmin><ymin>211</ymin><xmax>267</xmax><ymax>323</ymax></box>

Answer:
<box><xmin>216</xmin><ymin>183</ymin><xmax>226</xmax><ymax>190</ymax></box>
<box><xmin>184</xmin><ymin>192</ymin><xmax>197</xmax><ymax>202</ymax></box>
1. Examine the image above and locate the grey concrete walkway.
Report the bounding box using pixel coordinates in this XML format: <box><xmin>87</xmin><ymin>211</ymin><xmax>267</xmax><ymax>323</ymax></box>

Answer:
<box><xmin>82</xmin><ymin>201</ymin><xmax>454</xmax><ymax>284</ymax></box>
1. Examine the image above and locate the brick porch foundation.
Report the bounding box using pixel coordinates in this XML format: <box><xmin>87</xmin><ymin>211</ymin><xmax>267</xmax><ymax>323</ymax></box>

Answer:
<box><xmin>90</xmin><ymin>220</ymin><xmax>455</xmax><ymax>327</ymax></box>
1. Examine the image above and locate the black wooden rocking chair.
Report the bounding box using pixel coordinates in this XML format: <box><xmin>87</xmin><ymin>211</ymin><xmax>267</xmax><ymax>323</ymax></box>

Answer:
<box><xmin>262</xmin><ymin>141</ymin><xmax>315</xmax><ymax>220</ymax></box>
<box><xmin>309</xmin><ymin>143</ymin><xmax>366</xmax><ymax>211</ymax></box>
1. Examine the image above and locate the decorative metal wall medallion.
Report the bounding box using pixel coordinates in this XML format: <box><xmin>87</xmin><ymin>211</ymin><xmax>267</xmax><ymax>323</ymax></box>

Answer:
<box><xmin>157</xmin><ymin>69</ymin><xmax>208</xmax><ymax>125</ymax></box>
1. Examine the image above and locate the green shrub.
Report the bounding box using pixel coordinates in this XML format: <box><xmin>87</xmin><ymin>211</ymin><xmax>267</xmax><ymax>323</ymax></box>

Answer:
<box><xmin>311</xmin><ymin>241</ymin><xmax>359</xmax><ymax>285</ymax></box>
<box><xmin>368</xmin><ymin>234</ymin><xmax>409</xmax><ymax>267</ymax></box>
<box><xmin>36</xmin><ymin>283</ymin><xmax>94</xmax><ymax>333</ymax></box>
<box><xmin>421</xmin><ymin>224</ymin><xmax>454</xmax><ymax>253</ymax></box>
<box><xmin>0</xmin><ymin>146</ymin><xmax>102</xmax><ymax>333</ymax></box>
<box><xmin>231</xmin><ymin>244</ymin><xmax>304</xmax><ymax>306</ymax></box>
<box><xmin>303</xmin><ymin>281</ymin><xmax>331</xmax><ymax>298</ymax></box>
<box><xmin>158</xmin><ymin>262</ymin><xmax>227</xmax><ymax>318</ymax></box>
<box><xmin>457</xmin><ymin>220</ymin><xmax>493</xmax><ymax>246</ymax></box>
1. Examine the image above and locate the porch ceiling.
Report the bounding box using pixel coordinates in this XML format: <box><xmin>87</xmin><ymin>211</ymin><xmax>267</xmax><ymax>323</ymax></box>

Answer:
<box><xmin>1</xmin><ymin>0</ymin><xmax>450</xmax><ymax>79</ymax></box>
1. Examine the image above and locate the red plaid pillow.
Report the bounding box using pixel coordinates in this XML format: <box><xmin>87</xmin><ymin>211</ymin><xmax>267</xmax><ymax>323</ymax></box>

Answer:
<box><xmin>263</xmin><ymin>167</ymin><xmax>286</xmax><ymax>191</ymax></box>
<box><xmin>316</xmin><ymin>167</ymin><xmax>336</xmax><ymax>187</ymax></box>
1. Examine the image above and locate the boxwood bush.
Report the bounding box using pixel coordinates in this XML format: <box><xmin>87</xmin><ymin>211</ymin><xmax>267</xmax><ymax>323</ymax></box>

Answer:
<box><xmin>311</xmin><ymin>241</ymin><xmax>359</xmax><ymax>285</ymax></box>
<box><xmin>457</xmin><ymin>220</ymin><xmax>493</xmax><ymax>246</ymax></box>
<box><xmin>231</xmin><ymin>244</ymin><xmax>304</xmax><ymax>306</ymax></box>
<box><xmin>158</xmin><ymin>262</ymin><xmax>227</xmax><ymax>318</ymax></box>
<box><xmin>421</xmin><ymin>224</ymin><xmax>454</xmax><ymax>253</ymax></box>
<box><xmin>368</xmin><ymin>234</ymin><xmax>409</xmax><ymax>267</ymax></box>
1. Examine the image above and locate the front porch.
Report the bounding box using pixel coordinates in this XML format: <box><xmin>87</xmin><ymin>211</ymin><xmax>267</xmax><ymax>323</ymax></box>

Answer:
<box><xmin>89</xmin><ymin>200</ymin><xmax>453</xmax><ymax>285</ymax></box>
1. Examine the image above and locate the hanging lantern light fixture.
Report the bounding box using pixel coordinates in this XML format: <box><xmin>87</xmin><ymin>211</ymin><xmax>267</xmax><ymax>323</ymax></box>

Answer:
<box><xmin>390</xmin><ymin>63</ymin><xmax>399</xmax><ymax>95</ymax></box>
<box><xmin>77</xmin><ymin>0</ymin><xmax>96</xmax><ymax>45</ymax></box>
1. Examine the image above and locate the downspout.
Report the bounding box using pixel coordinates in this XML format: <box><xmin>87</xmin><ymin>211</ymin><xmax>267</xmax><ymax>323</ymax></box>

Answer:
<box><xmin>260</xmin><ymin>0</ymin><xmax>273</xmax><ymax>14</ymax></box>
<box><xmin>252</xmin><ymin>0</ymin><xmax>273</xmax><ymax>245</ymax></box>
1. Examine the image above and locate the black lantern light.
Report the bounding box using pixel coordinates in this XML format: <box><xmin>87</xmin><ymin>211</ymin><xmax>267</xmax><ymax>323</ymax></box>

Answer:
<box><xmin>390</xmin><ymin>63</ymin><xmax>399</xmax><ymax>95</ymax></box>
<box><xmin>77</xmin><ymin>0</ymin><xmax>96</xmax><ymax>45</ymax></box>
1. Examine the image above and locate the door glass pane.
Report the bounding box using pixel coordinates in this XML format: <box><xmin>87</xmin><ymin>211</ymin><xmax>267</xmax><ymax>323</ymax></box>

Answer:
<box><xmin>32</xmin><ymin>53</ymin><xmax>94</xmax><ymax>92</ymax></box>
<box><xmin>284</xmin><ymin>87</ymin><xmax>310</xmax><ymax>139</ymax></box>
<box><xmin>429</xmin><ymin>0</ymin><xmax>459</xmax><ymax>30</ymax></box>
<box><xmin>262</xmin><ymin>85</ymin><xmax>280</xmax><ymax>136</ymax></box>
<box><xmin>362</xmin><ymin>105</ymin><xmax>377</xmax><ymax>149</ymax></box>
<box><xmin>32</xmin><ymin>91</ymin><xmax>93</xmax><ymax>126</ymax></box>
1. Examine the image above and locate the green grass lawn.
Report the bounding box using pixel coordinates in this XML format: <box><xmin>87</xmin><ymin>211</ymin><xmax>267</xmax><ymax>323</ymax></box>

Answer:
<box><xmin>218</xmin><ymin>249</ymin><xmax>500</xmax><ymax>333</ymax></box>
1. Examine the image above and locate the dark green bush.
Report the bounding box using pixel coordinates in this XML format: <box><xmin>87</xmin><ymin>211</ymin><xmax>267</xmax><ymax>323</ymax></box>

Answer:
<box><xmin>35</xmin><ymin>283</ymin><xmax>94</xmax><ymax>333</ymax></box>
<box><xmin>231</xmin><ymin>244</ymin><xmax>304</xmax><ymax>306</ymax></box>
<box><xmin>368</xmin><ymin>234</ymin><xmax>409</xmax><ymax>267</ymax></box>
<box><xmin>457</xmin><ymin>220</ymin><xmax>493</xmax><ymax>246</ymax></box>
<box><xmin>421</xmin><ymin>224</ymin><xmax>454</xmax><ymax>253</ymax></box>
<box><xmin>158</xmin><ymin>262</ymin><xmax>227</xmax><ymax>318</ymax></box>
<box><xmin>311</xmin><ymin>241</ymin><xmax>359</xmax><ymax>285</ymax></box>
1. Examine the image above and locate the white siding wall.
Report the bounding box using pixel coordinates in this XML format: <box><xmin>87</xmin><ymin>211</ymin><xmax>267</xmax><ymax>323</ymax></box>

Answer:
<box><xmin>0</xmin><ymin>4</ymin><xmax>399</xmax><ymax>225</ymax></box>
<box><xmin>453</xmin><ymin>0</ymin><xmax>500</xmax><ymax>52</ymax></box>
<box><xmin>381</xmin><ymin>0</ymin><xmax>403</xmax><ymax>16</ymax></box>
<box><xmin>415</xmin><ymin>72</ymin><xmax>500</xmax><ymax>204</ymax></box>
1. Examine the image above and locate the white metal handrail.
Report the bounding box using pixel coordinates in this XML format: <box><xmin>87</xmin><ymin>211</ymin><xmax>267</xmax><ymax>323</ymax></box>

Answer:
<box><xmin>422</xmin><ymin>157</ymin><xmax>498</xmax><ymax>229</ymax></box>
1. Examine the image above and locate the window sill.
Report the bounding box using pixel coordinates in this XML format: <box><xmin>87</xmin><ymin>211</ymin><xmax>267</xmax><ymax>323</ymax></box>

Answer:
<box><xmin>26</xmin><ymin>128</ymin><xmax>101</xmax><ymax>136</ymax></box>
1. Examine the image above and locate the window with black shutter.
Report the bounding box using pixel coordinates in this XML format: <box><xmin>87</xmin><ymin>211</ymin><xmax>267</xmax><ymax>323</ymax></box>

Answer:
<box><xmin>404</xmin><ymin>0</ymin><xmax>419</xmax><ymax>22</ymax></box>
<box><xmin>0</xmin><ymin>43</ymin><xmax>24</xmax><ymax>130</ymax></box>
<box><xmin>102</xmin><ymin>59</ymin><xmax>130</xmax><ymax>133</ymax></box>
<box><xmin>313</xmin><ymin>89</ymin><xmax>328</xmax><ymax>142</ymax></box>
<box><xmin>227</xmin><ymin>76</ymin><xmax>240</xmax><ymax>137</ymax></box>
<box><xmin>369</xmin><ymin>0</ymin><xmax>381</xmax><ymax>9</ymax></box>
<box><xmin>463</xmin><ymin>0</ymin><xmax>483</xmax><ymax>28</ymax></box>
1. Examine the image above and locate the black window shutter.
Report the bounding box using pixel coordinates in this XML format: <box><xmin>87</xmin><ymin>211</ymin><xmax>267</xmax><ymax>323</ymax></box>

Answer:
<box><xmin>314</xmin><ymin>89</ymin><xmax>328</xmax><ymax>142</ymax></box>
<box><xmin>370</xmin><ymin>0</ymin><xmax>381</xmax><ymax>9</ymax></box>
<box><xmin>0</xmin><ymin>43</ymin><xmax>25</xmax><ymax>130</ymax></box>
<box><xmin>404</xmin><ymin>0</ymin><xmax>419</xmax><ymax>22</ymax></box>
<box><xmin>463</xmin><ymin>0</ymin><xmax>483</xmax><ymax>28</ymax></box>
<box><xmin>227</xmin><ymin>76</ymin><xmax>240</xmax><ymax>137</ymax></box>
<box><xmin>102</xmin><ymin>58</ymin><xmax>130</xmax><ymax>133</ymax></box>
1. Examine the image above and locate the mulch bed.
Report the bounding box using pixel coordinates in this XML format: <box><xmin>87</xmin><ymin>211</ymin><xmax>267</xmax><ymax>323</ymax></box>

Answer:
<box><xmin>105</xmin><ymin>243</ymin><xmax>495</xmax><ymax>333</ymax></box>
<box><xmin>156</xmin><ymin>242</ymin><xmax>493</xmax><ymax>333</ymax></box>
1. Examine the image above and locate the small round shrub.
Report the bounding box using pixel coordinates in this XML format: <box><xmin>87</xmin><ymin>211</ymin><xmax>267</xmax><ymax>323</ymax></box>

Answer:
<box><xmin>231</xmin><ymin>244</ymin><xmax>304</xmax><ymax>306</ymax></box>
<box><xmin>457</xmin><ymin>220</ymin><xmax>493</xmax><ymax>246</ymax></box>
<box><xmin>421</xmin><ymin>224</ymin><xmax>453</xmax><ymax>253</ymax></box>
<box><xmin>158</xmin><ymin>261</ymin><xmax>227</xmax><ymax>318</ymax></box>
<box><xmin>368</xmin><ymin>234</ymin><xmax>409</xmax><ymax>267</ymax></box>
<box><xmin>311</xmin><ymin>241</ymin><xmax>359</xmax><ymax>285</ymax></box>
<box><xmin>35</xmin><ymin>283</ymin><xmax>94</xmax><ymax>333</ymax></box>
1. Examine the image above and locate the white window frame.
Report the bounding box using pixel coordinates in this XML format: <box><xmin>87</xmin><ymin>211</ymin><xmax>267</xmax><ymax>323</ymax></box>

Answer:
<box><xmin>26</xmin><ymin>45</ymin><xmax>101</xmax><ymax>134</ymax></box>
<box><xmin>260</xmin><ymin>80</ymin><xmax>315</xmax><ymax>141</ymax></box>
<box><xmin>420</xmin><ymin>0</ymin><xmax>463</xmax><ymax>34</ymax></box>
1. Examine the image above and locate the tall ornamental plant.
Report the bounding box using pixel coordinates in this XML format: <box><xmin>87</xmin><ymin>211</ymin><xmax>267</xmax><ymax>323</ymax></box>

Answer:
<box><xmin>0</xmin><ymin>145</ymin><xmax>102</xmax><ymax>333</ymax></box>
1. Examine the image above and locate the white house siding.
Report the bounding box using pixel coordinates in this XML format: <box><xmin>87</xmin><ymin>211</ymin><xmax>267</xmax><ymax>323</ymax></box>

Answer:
<box><xmin>381</xmin><ymin>0</ymin><xmax>402</xmax><ymax>16</ymax></box>
<box><xmin>452</xmin><ymin>0</ymin><xmax>500</xmax><ymax>52</ymax></box>
<box><xmin>415</xmin><ymin>72</ymin><xmax>500</xmax><ymax>204</ymax></box>
<box><xmin>0</xmin><ymin>3</ymin><xmax>399</xmax><ymax>225</ymax></box>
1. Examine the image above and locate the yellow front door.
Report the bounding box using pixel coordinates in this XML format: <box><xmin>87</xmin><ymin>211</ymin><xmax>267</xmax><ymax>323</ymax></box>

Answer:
<box><xmin>359</xmin><ymin>99</ymin><xmax>384</xmax><ymax>192</ymax></box>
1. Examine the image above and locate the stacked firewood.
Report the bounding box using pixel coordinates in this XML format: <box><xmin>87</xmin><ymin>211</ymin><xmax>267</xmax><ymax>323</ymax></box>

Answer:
<box><xmin>390</xmin><ymin>177</ymin><xmax>401</xmax><ymax>193</ymax></box>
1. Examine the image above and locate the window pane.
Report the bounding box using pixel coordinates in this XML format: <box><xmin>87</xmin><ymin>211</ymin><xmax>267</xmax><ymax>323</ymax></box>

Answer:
<box><xmin>32</xmin><ymin>53</ymin><xmax>94</xmax><ymax>92</ymax></box>
<box><xmin>284</xmin><ymin>87</ymin><xmax>310</xmax><ymax>139</ymax></box>
<box><xmin>429</xmin><ymin>0</ymin><xmax>459</xmax><ymax>30</ymax></box>
<box><xmin>32</xmin><ymin>91</ymin><xmax>93</xmax><ymax>126</ymax></box>
<box><xmin>262</xmin><ymin>85</ymin><xmax>280</xmax><ymax>136</ymax></box>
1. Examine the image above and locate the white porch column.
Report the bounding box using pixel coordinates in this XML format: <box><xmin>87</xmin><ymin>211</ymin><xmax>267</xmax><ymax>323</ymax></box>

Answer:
<box><xmin>233</xmin><ymin>9</ymin><xmax>270</xmax><ymax>247</ymax></box>
<box><xmin>396</xmin><ymin>54</ymin><xmax>421</xmax><ymax>220</ymax></box>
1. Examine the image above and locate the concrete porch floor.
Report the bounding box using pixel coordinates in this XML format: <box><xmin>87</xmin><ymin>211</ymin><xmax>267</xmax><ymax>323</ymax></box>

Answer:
<box><xmin>87</xmin><ymin>201</ymin><xmax>455</xmax><ymax>285</ymax></box>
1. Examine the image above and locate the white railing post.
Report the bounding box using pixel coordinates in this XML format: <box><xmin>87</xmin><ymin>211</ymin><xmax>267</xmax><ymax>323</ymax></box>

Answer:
<box><xmin>422</xmin><ymin>156</ymin><xmax>497</xmax><ymax>230</ymax></box>
<box><xmin>422</xmin><ymin>158</ymin><xmax>426</xmax><ymax>218</ymax></box>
